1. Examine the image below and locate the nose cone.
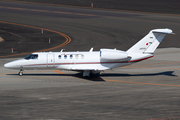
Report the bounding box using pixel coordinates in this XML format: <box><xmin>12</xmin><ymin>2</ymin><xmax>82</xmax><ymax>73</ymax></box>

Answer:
<box><xmin>4</xmin><ymin>62</ymin><xmax>16</xmax><ymax>69</ymax></box>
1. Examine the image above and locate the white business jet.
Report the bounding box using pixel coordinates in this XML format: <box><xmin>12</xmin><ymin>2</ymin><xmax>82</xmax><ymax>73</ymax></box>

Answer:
<box><xmin>4</xmin><ymin>28</ymin><xmax>173</xmax><ymax>77</ymax></box>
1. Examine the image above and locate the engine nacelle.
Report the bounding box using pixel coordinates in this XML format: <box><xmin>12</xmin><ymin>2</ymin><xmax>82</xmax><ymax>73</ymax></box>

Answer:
<box><xmin>100</xmin><ymin>49</ymin><xmax>128</xmax><ymax>60</ymax></box>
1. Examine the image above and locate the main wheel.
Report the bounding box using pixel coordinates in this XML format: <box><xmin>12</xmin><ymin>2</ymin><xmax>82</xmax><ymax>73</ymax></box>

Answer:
<box><xmin>88</xmin><ymin>73</ymin><xmax>92</xmax><ymax>78</ymax></box>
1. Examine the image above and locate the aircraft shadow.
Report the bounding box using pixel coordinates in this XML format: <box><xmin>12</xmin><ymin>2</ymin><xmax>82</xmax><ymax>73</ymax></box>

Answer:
<box><xmin>100</xmin><ymin>71</ymin><xmax>177</xmax><ymax>77</ymax></box>
<box><xmin>6</xmin><ymin>71</ymin><xmax>176</xmax><ymax>82</ymax></box>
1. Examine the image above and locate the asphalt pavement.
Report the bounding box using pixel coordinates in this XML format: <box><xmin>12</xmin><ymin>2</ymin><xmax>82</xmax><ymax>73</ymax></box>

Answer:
<box><xmin>0</xmin><ymin>0</ymin><xmax>180</xmax><ymax>120</ymax></box>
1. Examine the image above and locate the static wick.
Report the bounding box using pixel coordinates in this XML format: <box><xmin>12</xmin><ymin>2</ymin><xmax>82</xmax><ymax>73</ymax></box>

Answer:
<box><xmin>91</xmin><ymin>2</ymin><xmax>93</xmax><ymax>7</ymax></box>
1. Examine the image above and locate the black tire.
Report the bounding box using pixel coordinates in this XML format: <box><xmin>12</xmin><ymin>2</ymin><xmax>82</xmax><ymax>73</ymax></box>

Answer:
<box><xmin>19</xmin><ymin>71</ymin><xmax>23</xmax><ymax>76</ymax></box>
<box><xmin>88</xmin><ymin>73</ymin><xmax>92</xmax><ymax>78</ymax></box>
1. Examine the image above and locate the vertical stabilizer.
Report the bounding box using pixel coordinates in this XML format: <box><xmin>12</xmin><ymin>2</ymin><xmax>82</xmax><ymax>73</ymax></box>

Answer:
<box><xmin>127</xmin><ymin>28</ymin><xmax>173</xmax><ymax>54</ymax></box>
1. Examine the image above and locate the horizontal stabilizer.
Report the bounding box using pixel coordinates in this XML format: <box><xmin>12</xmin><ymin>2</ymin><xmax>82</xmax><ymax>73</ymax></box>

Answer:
<box><xmin>152</xmin><ymin>28</ymin><xmax>173</xmax><ymax>34</ymax></box>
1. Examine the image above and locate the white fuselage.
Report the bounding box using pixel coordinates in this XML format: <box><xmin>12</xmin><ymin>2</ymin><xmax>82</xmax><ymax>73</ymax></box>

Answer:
<box><xmin>4</xmin><ymin>51</ymin><xmax>153</xmax><ymax>71</ymax></box>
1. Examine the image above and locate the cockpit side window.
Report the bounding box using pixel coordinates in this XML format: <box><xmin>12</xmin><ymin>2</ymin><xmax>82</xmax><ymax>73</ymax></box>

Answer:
<box><xmin>25</xmin><ymin>54</ymin><xmax>38</xmax><ymax>60</ymax></box>
<box><xmin>32</xmin><ymin>55</ymin><xmax>38</xmax><ymax>59</ymax></box>
<box><xmin>25</xmin><ymin>54</ymin><xmax>33</xmax><ymax>60</ymax></box>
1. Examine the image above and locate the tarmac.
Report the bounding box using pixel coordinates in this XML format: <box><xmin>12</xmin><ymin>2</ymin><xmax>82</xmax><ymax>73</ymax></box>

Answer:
<box><xmin>0</xmin><ymin>0</ymin><xmax>180</xmax><ymax>120</ymax></box>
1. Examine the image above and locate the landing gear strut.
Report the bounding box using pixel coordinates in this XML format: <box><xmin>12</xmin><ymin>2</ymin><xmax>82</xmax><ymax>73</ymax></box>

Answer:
<box><xmin>18</xmin><ymin>69</ymin><xmax>23</xmax><ymax>76</ymax></box>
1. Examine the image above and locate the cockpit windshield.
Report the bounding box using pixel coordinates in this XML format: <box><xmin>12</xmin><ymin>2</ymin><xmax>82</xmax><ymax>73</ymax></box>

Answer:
<box><xmin>25</xmin><ymin>54</ymin><xmax>38</xmax><ymax>60</ymax></box>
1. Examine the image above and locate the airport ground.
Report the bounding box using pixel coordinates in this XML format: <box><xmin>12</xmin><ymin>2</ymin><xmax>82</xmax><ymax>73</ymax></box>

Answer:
<box><xmin>12</xmin><ymin>0</ymin><xmax>180</xmax><ymax>14</ymax></box>
<box><xmin>0</xmin><ymin>0</ymin><xmax>180</xmax><ymax>120</ymax></box>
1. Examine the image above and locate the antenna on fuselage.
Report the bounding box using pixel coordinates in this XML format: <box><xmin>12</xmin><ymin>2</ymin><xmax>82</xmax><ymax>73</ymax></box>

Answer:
<box><xmin>89</xmin><ymin>47</ymin><xmax>93</xmax><ymax>52</ymax></box>
<box><xmin>60</xmin><ymin>49</ymin><xmax>65</xmax><ymax>52</ymax></box>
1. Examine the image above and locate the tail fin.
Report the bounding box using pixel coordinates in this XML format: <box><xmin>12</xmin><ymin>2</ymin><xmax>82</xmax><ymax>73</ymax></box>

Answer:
<box><xmin>127</xmin><ymin>28</ymin><xmax>173</xmax><ymax>54</ymax></box>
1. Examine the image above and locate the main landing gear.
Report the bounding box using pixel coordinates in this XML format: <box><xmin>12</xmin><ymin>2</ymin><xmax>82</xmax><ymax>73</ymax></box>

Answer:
<box><xmin>83</xmin><ymin>70</ymin><xmax>92</xmax><ymax>78</ymax></box>
<box><xmin>18</xmin><ymin>69</ymin><xmax>23</xmax><ymax>76</ymax></box>
<box><xmin>83</xmin><ymin>70</ymin><xmax>101</xmax><ymax>78</ymax></box>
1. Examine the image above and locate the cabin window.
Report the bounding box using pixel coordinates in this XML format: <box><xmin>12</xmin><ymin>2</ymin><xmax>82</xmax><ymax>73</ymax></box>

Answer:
<box><xmin>81</xmin><ymin>55</ymin><xmax>84</xmax><ymax>59</ymax></box>
<box><xmin>25</xmin><ymin>54</ymin><xmax>38</xmax><ymax>60</ymax></box>
<box><xmin>75</xmin><ymin>54</ymin><xmax>78</xmax><ymax>59</ymax></box>
<box><xmin>58</xmin><ymin>55</ymin><xmax>61</xmax><ymax>59</ymax></box>
<box><xmin>64</xmin><ymin>55</ymin><xmax>67</xmax><ymax>59</ymax></box>
<box><xmin>70</xmin><ymin>55</ymin><xmax>73</xmax><ymax>59</ymax></box>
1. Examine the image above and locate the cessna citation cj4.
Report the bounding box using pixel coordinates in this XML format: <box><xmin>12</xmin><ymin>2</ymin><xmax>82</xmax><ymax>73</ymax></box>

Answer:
<box><xmin>4</xmin><ymin>28</ymin><xmax>173</xmax><ymax>77</ymax></box>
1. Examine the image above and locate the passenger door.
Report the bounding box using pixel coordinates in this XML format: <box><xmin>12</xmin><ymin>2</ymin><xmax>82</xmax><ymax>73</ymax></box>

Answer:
<box><xmin>47</xmin><ymin>53</ymin><xmax>55</xmax><ymax>68</ymax></box>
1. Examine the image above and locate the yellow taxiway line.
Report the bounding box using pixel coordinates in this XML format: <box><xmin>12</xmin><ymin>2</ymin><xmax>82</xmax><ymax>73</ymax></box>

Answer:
<box><xmin>54</xmin><ymin>70</ymin><xmax>66</xmax><ymax>74</ymax></box>
<box><xmin>0</xmin><ymin>21</ymin><xmax>71</xmax><ymax>58</ymax></box>
<box><xmin>104</xmin><ymin>79</ymin><xmax>180</xmax><ymax>87</ymax></box>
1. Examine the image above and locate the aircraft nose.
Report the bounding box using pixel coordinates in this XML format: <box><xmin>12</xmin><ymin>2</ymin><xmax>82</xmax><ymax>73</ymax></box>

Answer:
<box><xmin>4</xmin><ymin>62</ymin><xmax>16</xmax><ymax>69</ymax></box>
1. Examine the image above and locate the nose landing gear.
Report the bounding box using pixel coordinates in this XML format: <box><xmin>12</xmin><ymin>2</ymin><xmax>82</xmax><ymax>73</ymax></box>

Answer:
<box><xmin>18</xmin><ymin>69</ymin><xmax>23</xmax><ymax>76</ymax></box>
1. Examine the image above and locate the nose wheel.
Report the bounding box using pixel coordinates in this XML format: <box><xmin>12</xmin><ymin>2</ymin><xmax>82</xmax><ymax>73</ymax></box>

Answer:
<box><xmin>18</xmin><ymin>70</ymin><xmax>23</xmax><ymax>76</ymax></box>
